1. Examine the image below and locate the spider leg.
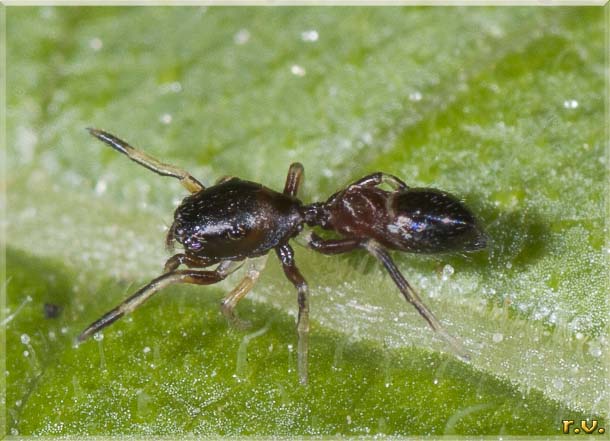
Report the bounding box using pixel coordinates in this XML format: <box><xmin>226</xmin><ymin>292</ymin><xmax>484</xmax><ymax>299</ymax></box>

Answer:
<box><xmin>163</xmin><ymin>253</ymin><xmax>217</xmax><ymax>273</ymax></box>
<box><xmin>77</xmin><ymin>266</ymin><xmax>231</xmax><ymax>343</ymax></box>
<box><xmin>348</xmin><ymin>172</ymin><xmax>408</xmax><ymax>191</ymax></box>
<box><xmin>275</xmin><ymin>243</ymin><xmax>310</xmax><ymax>385</ymax></box>
<box><xmin>221</xmin><ymin>255</ymin><xmax>268</xmax><ymax>330</ymax></box>
<box><xmin>215</xmin><ymin>175</ymin><xmax>234</xmax><ymax>185</ymax></box>
<box><xmin>304</xmin><ymin>231</ymin><xmax>362</xmax><ymax>254</ymax></box>
<box><xmin>364</xmin><ymin>240</ymin><xmax>469</xmax><ymax>361</ymax></box>
<box><xmin>87</xmin><ymin>128</ymin><xmax>204</xmax><ymax>194</ymax></box>
<box><xmin>283</xmin><ymin>162</ymin><xmax>304</xmax><ymax>197</ymax></box>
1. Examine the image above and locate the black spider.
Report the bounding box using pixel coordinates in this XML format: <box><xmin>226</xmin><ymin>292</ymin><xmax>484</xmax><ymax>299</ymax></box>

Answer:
<box><xmin>78</xmin><ymin>128</ymin><xmax>487</xmax><ymax>385</ymax></box>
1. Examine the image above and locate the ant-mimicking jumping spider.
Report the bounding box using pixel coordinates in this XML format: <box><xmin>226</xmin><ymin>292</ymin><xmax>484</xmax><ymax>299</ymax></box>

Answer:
<box><xmin>78</xmin><ymin>128</ymin><xmax>487</xmax><ymax>385</ymax></box>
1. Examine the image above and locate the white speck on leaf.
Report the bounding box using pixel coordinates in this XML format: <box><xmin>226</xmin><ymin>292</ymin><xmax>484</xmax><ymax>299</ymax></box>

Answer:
<box><xmin>301</xmin><ymin>30</ymin><xmax>319</xmax><ymax>42</ymax></box>
<box><xmin>89</xmin><ymin>37</ymin><xmax>103</xmax><ymax>51</ymax></box>
<box><xmin>409</xmin><ymin>91</ymin><xmax>423</xmax><ymax>102</ymax></box>
<box><xmin>234</xmin><ymin>29</ymin><xmax>250</xmax><ymax>45</ymax></box>
<box><xmin>563</xmin><ymin>99</ymin><xmax>578</xmax><ymax>109</ymax></box>
<box><xmin>160</xmin><ymin>113</ymin><xmax>172</xmax><ymax>125</ymax></box>
<box><xmin>290</xmin><ymin>64</ymin><xmax>306</xmax><ymax>77</ymax></box>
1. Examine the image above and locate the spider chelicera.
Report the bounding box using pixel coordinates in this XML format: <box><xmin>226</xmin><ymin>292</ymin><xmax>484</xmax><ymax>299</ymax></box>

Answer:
<box><xmin>78</xmin><ymin>128</ymin><xmax>487</xmax><ymax>385</ymax></box>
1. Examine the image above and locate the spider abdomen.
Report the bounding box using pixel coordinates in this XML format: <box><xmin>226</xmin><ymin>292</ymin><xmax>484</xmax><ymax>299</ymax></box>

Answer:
<box><xmin>387</xmin><ymin>188</ymin><xmax>487</xmax><ymax>253</ymax></box>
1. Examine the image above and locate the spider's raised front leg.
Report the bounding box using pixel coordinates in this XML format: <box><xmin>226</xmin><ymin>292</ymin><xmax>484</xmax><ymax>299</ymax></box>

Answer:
<box><xmin>87</xmin><ymin>128</ymin><xmax>204</xmax><ymax>193</ymax></box>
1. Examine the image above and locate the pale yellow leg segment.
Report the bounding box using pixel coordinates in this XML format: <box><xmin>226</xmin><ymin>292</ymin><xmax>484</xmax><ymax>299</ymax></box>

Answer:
<box><xmin>221</xmin><ymin>255</ymin><xmax>268</xmax><ymax>330</ymax></box>
<box><xmin>215</xmin><ymin>175</ymin><xmax>234</xmax><ymax>185</ymax></box>
<box><xmin>87</xmin><ymin>128</ymin><xmax>205</xmax><ymax>193</ymax></box>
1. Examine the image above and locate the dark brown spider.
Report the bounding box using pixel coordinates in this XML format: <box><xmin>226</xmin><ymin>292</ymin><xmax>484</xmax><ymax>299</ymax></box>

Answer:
<box><xmin>78</xmin><ymin>128</ymin><xmax>487</xmax><ymax>385</ymax></box>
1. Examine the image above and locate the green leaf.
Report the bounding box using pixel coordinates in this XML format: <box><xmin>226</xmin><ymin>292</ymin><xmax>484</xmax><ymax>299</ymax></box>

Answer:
<box><xmin>5</xmin><ymin>6</ymin><xmax>607</xmax><ymax>436</ymax></box>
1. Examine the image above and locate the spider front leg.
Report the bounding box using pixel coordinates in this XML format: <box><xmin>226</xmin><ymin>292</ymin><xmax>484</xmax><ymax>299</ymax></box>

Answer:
<box><xmin>87</xmin><ymin>128</ymin><xmax>204</xmax><ymax>193</ymax></box>
<box><xmin>275</xmin><ymin>243</ymin><xmax>310</xmax><ymax>385</ymax></box>
<box><xmin>364</xmin><ymin>240</ymin><xmax>469</xmax><ymax>361</ymax></box>
<box><xmin>77</xmin><ymin>265</ymin><xmax>231</xmax><ymax>343</ymax></box>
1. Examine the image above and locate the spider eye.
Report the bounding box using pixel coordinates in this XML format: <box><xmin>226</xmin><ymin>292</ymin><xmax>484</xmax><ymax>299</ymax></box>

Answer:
<box><xmin>188</xmin><ymin>237</ymin><xmax>203</xmax><ymax>250</ymax></box>
<box><xmin>227</xmin><ymin>225</ymin><xmax>247</xmax><ymax>240</ymax></box>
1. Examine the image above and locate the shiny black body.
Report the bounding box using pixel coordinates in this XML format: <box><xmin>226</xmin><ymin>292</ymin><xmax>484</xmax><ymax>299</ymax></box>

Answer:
<box><xmin>302</xmin><ymin>172</ymin><xmax>486</xmax><ymax>255</ymax></box>
<box><xmin>312</xmin><ymin>185</ymin><xmax>486</xmax><ymax>253</ymax></box>
<box><xmin>169</xmin><ymin>178</ymin><xmax>303</xmax><ymax>259</ymax></box>
<box><xmin>168</xmin><ymin>177</ymin><xmax>485</xmax><ymax>265</ymax></box>
<box><xmin>79</xmin><ymin>129</ymin><xmax>487</xmax><ymax>385</ymax></box>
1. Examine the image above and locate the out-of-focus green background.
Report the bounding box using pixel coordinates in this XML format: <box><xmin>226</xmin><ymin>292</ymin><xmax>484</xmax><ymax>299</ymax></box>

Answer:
<box><xmin>4</xmin><ymin>6</ymin><xmax>608</xmax><ymax>436</ymax></box>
